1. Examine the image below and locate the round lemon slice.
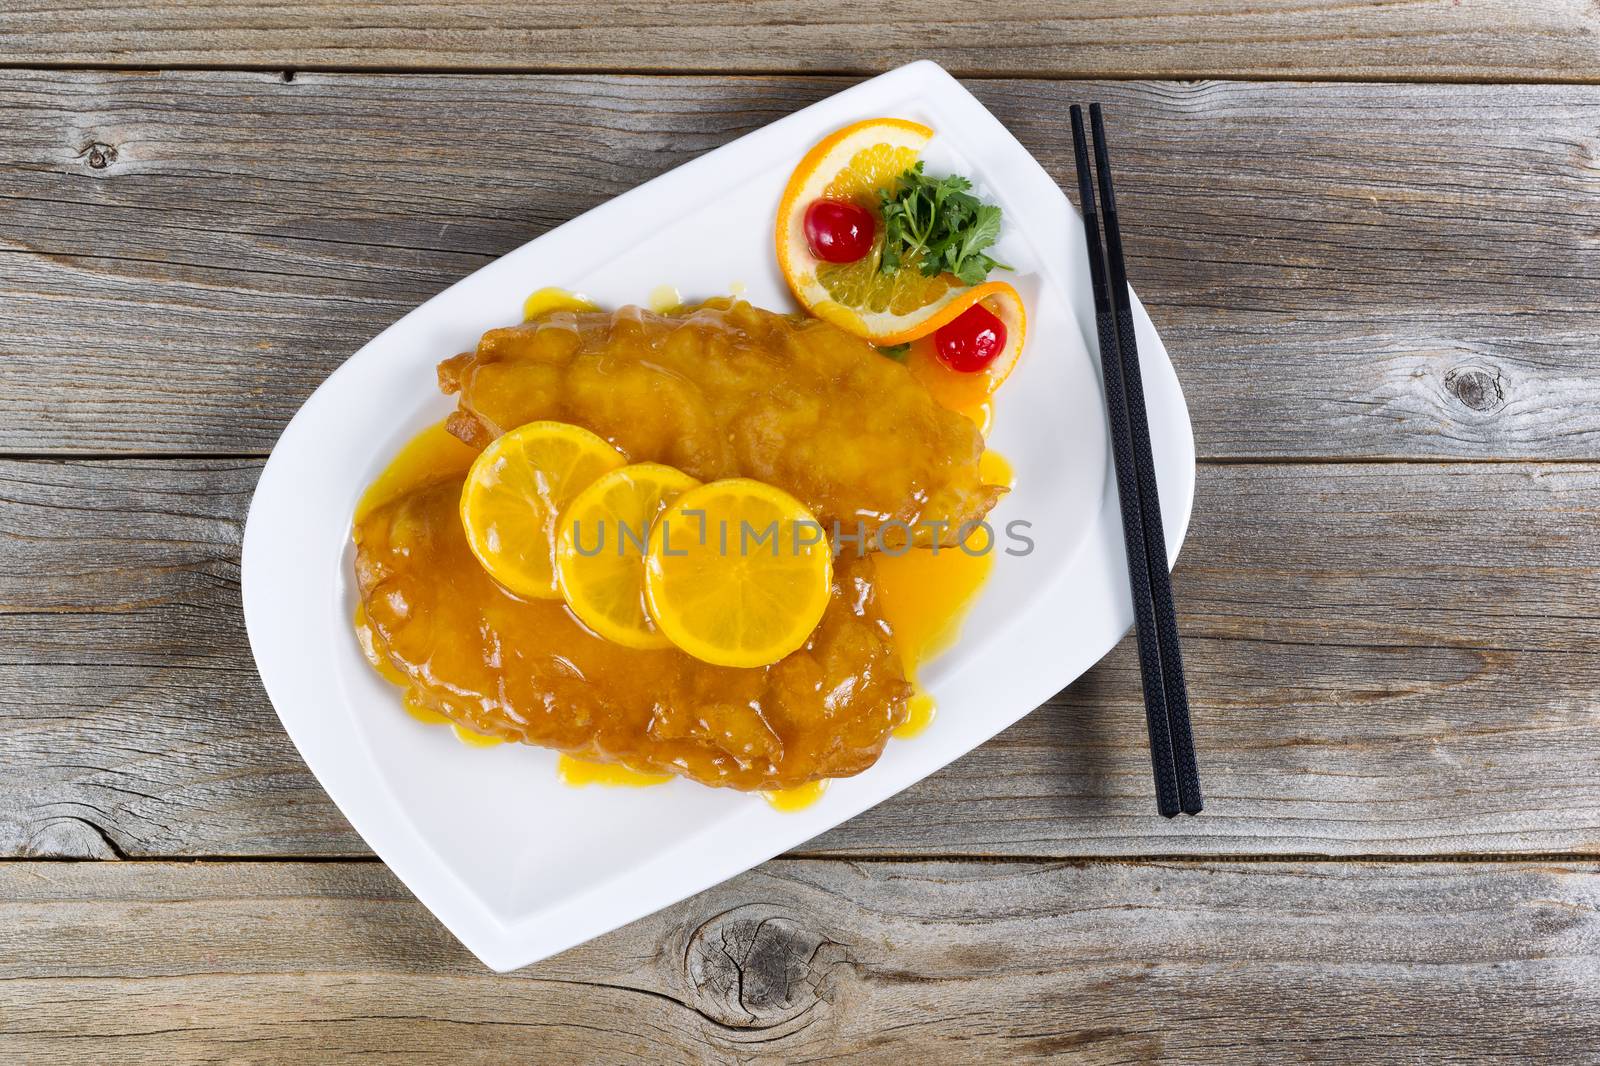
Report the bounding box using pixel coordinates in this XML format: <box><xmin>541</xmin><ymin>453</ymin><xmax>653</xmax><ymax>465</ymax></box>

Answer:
<box><xmin>459</xmin><ymin>421</ymin><xmax>626</xmax><ymax>598</ymax></box>
<box><xmin>555</xmin><ymin>463</ymin><xmax>701</xmax><ymax>649</ymax></box>
<box><xmin>644</xmin><ymin>479</ymin><xmax>833</xmax><ymax>668</ymax></box>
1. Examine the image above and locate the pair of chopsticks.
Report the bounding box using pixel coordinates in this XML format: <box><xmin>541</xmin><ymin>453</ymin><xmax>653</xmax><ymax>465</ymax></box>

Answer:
<box><xmin>1070</xmin><ymin>104</ymin><xmax>1202</xmax><ymax>817</ymax></box>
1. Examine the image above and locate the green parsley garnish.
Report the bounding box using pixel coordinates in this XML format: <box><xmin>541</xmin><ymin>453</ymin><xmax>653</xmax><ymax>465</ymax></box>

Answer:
<box><xmin>877</xmin><ymin>162</ymin><xmax>1010</xmax><ymax>286</ymax></box>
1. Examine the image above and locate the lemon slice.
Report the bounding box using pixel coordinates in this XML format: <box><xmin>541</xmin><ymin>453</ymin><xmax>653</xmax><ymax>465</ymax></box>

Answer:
<box><xmin>643</xmin><ymin>479</ymin><xmax>833</xmax><ymax>668</ymax></box>
<box><xmin>555</xmin><ymin>463</ymin><xmax>701</xmax><ymax>648</ymax></box>
<box><xmin>459</xmin><ymin>421</ymin><xmax>626</xmax><ymax>598</ymax></box>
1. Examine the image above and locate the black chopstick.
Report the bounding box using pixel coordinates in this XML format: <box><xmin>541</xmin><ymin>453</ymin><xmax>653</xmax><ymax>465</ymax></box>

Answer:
<box><xmin>1071</xmin><ymin>104</ymin><xmax>1203</xmax><ymax>817</ymax></box>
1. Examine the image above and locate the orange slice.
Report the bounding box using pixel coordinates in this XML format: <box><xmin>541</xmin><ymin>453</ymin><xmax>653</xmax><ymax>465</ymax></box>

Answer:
<box><xmin>643</xmin><ymin>479</ymin><xmax>833</xmax><ymax>668</ymax></box>
<box><xmin>777</xmin><ymin>117</ymin><xmax>977</xmax><ymax>344</ymax></box>
<box><xmin>459</xmin><ymin>421</ymin><xmax>626</xmax><ymax>598</ymax></box>
<box><xmin>555</xmin><ymin>462</ymin><xmax>701</xmax><ymax>649</ymax></box>
<box><xmin>903</xmin><ymin>281</ymin><xmax>1028</xmax><ymax>427</ymax></box>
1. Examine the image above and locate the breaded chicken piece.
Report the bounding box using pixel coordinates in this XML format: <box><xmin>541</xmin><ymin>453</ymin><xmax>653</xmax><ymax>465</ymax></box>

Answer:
<box><xmin>438</xmin><ymin>300</ymin><xmax>1002</xmax><ymax>546</ymax></box>
<box><xmin>354</xmin><ymin>478</ymin><xmax>912</xmax><ymax>791</ymax></box>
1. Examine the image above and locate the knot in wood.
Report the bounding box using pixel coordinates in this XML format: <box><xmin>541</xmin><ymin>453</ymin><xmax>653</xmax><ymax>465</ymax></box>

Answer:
<box><xmin>683</xmin><ymin>904</ymin><xmax>843</xmax><ymax>1029</ymax></box>
<box><xmin>84</xmin><ymin>142</ymin><xmax>118</xmax><ymax>171</ymax></box>
<box><xmin>1444</xmin><ymin>364</ymin><xmax>1504</xmax><ymax>413</ymax></box>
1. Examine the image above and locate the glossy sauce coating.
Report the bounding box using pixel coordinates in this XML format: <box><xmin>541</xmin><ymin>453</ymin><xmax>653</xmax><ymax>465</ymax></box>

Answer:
<box><xmin>356</xmin><ymin>477</ymin><xmax>912</xmax><ymax>792</ymax></box>
<box><xmin>438</xmin><ymin>300</ymin><xmax>1003</xmax><ymax>547</ymax></box>
<box><xmin>353</xmin><ymin>424</ymin><xmax>1006</xmax><ymax>804</ymax></box>
<box><xmin>354</xmin><ymin>302</ymin><xmax>1011</xmax><ymax>796</ymax></box>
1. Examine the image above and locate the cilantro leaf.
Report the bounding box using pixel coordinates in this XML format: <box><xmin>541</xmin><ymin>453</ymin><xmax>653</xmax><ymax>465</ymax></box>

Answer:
<box><xmin>952</xmin><ymin>252</ymin><xmax>999</xmax><ymax>286</ymax></box>
<box><xmin>950</xmin><ymin>204</ymin><xmax>1004</xmax><ymax>278</ymax></box>
<box><xmin>875</xmin><ymin>166</ymin><xmax>1009</xmax><ymax>286</ymax></box>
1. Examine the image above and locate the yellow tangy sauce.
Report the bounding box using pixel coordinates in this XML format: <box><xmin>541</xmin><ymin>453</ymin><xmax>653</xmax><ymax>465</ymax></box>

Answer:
<box><xmin>355</xmin><ymin>602</ymin><xmax>411</xmax><ymax>687</ymax></box>
<box><xmin>524</xmin><ymin>286</ymin><xmax>599</xmax><ymax>321</ymax></box>
<box><xmin>355</xmin><ymin>421</ymin><xmax>478</xmax><ymax>523</ymax></box>
<box><xmin>904</xmin><ymin>337</ymin><xmax>1002</xmax><ymax>435</ymax></box>
<box><xmin>357</xmin><ymin>400</ymin><xmax>1011</xmax><ymax>805</ymax></box>
<box><xmin>763</xmin><ymin>780</ymin><xmax>828</xmax><ymax>812</ymax></box>
<box><xmin>402</xmin><ymin>689</ymin><xmax>450</xmax><ymax>726</ymax></box>
<box><xmin>979</xmin><ymin>449</ymin><xmax>1014</xmax><ymax>490</ymax></box>
<box><xmin>968</xmin><ymin>400</ymin><xmax>995</xmax><ymax>437</ymax></box>
<box><xmin>874</xmin><ymin>546</ymin><xmax>994</xmax><ymax>680</ymax></box>
<box><xmin>895</xmin><ymin>692</ymin><xmax>938</xmax><ymax>740</ymax></box>
<box><xmin>358</xmin><ymin>427</ymin><xmax>1012</xmax><ymax>789</ymax></box>
<box><xmin>558</xmin><ymin>754</ymin><xmax>673</xmax><ymax>788</ymax></box>
<box><xmin>760</xmin><ymin>451</ymin><xmax>1012</xmax><ymax>808</ymax></box>
<box><xmin>452</xmin><ymin>725</ymin><xmax>505</xmax><ymax>748</ymax></box>
<box><xmin>356</xmin><ymin>423</ymin><xmax>490</xmax><ymax>747</ymax></box>
<box><xmin>875</xmin><ymin>450</ymin><xmax>1014</xmax><ymax>665</ymax></box>
<box><xmin>873</xmin><ymin>449</ymin><xmax>1015</xmax><ymax>743</ymax></box>
<box><xmin>647</xmin><ymin>284</ymin><xmax>682</xmax><ymax>313</ymax></box>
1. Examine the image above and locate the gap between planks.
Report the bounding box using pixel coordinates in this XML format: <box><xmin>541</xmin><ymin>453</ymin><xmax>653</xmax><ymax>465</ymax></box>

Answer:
<box><xmin>1</xmin><ymin>61</ymin><xmax>1599</xmax><ymax>87</ymax></box>
<box><xmin>7</xmin><ymin>852</ymin><xmax>1599</xmax><ymax>866</ymax></box>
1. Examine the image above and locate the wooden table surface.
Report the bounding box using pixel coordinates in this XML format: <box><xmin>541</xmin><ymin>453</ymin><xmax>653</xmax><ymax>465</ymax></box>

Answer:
<box><xmin>3</xmin><ymin>3</ymin><xmax>1599</xmax><ymax>1062</ymax></box>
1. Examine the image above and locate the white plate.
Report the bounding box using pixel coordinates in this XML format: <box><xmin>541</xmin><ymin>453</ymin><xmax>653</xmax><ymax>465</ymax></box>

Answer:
<box><xmin>242</xmin><ymin>60</ymin><xmax>1195</xmax><ymax>972</ymax></box>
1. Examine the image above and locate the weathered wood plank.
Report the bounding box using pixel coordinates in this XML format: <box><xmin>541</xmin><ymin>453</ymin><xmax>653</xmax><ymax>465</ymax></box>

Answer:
<box><xmin>2</xmin><ymin>1</ymin><xmax>1598</xmax><ymax>82</ymax></box>
<box><xmin>5</xmin><ymin>458</ymin><xmax>1599</xmax><ymax>859</ymax></box>
<box><xmin>3</xmin><ymin>72</ymin><xmax>1599</xmax><ymax>458</ymax></box>
<box><xmin>0</xmin><ymin>858</ymin><xmax>1596</xmax><ymax>1062</ymax></box>
<box><xmin>0</xmin><ymin>459</ymin><xmax>350</xmax><ymax>858</ymax></box>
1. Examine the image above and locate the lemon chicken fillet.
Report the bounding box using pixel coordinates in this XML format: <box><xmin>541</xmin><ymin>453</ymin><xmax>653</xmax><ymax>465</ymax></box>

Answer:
<box><xmin>355</xmin><ymin>478</ymin><xmax>913</xmax><ymax>791</ymax></box>
<box><xmin>438</xmin><ymin>300</ymin><xmax>1003</xmax><ymax>546</ymax></box>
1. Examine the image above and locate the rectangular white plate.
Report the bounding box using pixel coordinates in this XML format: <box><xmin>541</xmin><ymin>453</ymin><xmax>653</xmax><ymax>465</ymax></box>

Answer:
<box><xmin>242</xmin><ymin>60</ymin><xmax>1195</xmax><ymax>972</ymax></box>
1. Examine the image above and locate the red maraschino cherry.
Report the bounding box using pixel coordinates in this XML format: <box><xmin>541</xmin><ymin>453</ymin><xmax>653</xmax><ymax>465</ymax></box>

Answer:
<box><xmin>933</xmin><ymin>303</ymin><xmax>1007</xmax><ymax>373</ymax></box>
<box><xmin>803</xmin><ymin>199</ymin><xmax>875</xmax><ymax>263</ymax></box>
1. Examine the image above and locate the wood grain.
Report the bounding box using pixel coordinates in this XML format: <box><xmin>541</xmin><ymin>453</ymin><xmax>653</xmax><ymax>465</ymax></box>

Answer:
<box><xmin>0</xmin><ymin>459</ymin><xmax>347</xmax><ymax>859</ymax></box>
<box><xmin>1</xmin><ymin>858</ymin><xmax>1596</xmax><ymax>1063</ymax></box>
<box><xmin>3</xmin><ymin>72</ymin><xmax>1598</xmax><ymax>458</ymax></box>
<box><xmin>2</xmin><ymin>1</ymin><xmax>1598</xmax><ymax>82</ymax></box>
<box><xmin>6</xmin><ymin>458</ymin><xmax>1599</xmax><ymax>859</ymax></box>
<box><xmin>3</xmin><ymin>14</ymin><xmax>1598</xmax><ymax>1052</ymax></box>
